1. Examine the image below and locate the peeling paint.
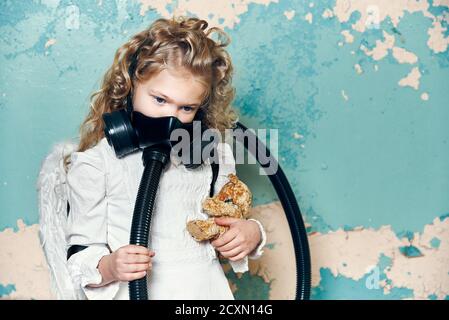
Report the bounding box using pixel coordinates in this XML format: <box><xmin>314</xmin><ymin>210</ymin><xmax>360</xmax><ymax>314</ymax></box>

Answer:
<box><xmin>284</xmin><ymin>10</ymin><xmax>295</xmax><ymax>20</ymax></box>
<box><xmin>332</xmin><ymin>0</ymin><xmax>434</xmax><ymax>33</ymax></box>
<box><xmin>341</xmin><ymin>30</ymin><xmax>354</xmax><ymax>43</ymax></box>
<box><xmin>137</xmin><ymin>0</ymin><xmax>280</xmax><ymax>29</ymax></box>
<box><xmin>360</xmin><ymin>31</ymin><xmax>395</xmax><ymax>61</ymax></box>
<box><xmin>421</xmin><ymin>92</ymin><xmax>429</xmax><ymax>101</ymax></box>
<box><xmin>1</xmin><ymin>0</ymin><xmax>448</xmax><ymax>301</ymax></box>
<box><xmin>354</xmin><ymin>63</ymin><xmax>363</xmax><ymax>74</ymax></box>
<box><xmin>398</xmin><ymin>67</ymin><xmax>421</xmax><ymax>90</ymax></box>
<box><xmin>427</xmin><ymin>20</ymin><xmax>449</xmax><ymax>53</ymax></box>
<box><xmin>0</xmin><ymin>220</ymin><xmax>53</xmax><ymax>299</ymax></box>
<box><xmin>330</xmin><ymin>0</ymin><xmax>448</xmax><ymax>96</ymax></box>
<box><xmin>322</xmin><ymin>8</ymin><xmax>334</xmax><ymax>19</ymax></box>
<box><xmin>305</xmin><ymin>12</ymin><xmax>313</xmax><ymax>24</ymax></box>
<box><xmin>249</xmin><ymin>202</ymin><xmax>449</xmax><ymax>299</ymax></box>
<box><xmin>44</xmin><ymin>38</ymin><xmax>56</xmax><ymax>48</ymax></box>
<box><xmin>392</xmin><ymin>47</ymin><xmax>418</xmax><ymax>64</ymax></box>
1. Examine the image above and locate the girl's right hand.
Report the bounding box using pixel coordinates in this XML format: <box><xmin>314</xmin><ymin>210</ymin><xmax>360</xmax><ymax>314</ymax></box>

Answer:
<box><xmin>104</xmin><ymin>244</ymin><xmax>155</xmax><ymax>282</ymax></box>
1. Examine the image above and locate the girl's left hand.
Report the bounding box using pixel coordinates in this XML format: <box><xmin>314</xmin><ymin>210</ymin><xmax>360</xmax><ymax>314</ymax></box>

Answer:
<box><xmin>210</xmin><ymin>217</ymin><xmax>261</xmax><ymax>261</ymax></box>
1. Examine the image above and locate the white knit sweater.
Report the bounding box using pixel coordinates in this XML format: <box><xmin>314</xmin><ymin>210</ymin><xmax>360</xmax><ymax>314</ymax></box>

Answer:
<box><xmin>65</xmin><ymin>137</ymin><xmax>266</xmax><ymax>299</ymax></box>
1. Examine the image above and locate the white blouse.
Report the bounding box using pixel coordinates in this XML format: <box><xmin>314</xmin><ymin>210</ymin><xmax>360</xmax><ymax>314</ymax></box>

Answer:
<box><xmin>65</xmin><ymin>137</ymin><xmax>267</xmax><ymax>300</ymax></box>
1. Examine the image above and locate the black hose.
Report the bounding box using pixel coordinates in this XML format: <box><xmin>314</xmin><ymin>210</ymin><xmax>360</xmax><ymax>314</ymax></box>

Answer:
<box><xmin>128</xmin><ymin>147</ymin><xmax>170</xmax><ymax>300</ymax></box>
<box><xmin>234</xmin><ymin>122</ymin><xmax>311</xmax><ymax>300</ymax></box>
<box><xmin>128</xmin><ymin>123</ymin><xmax>311</xmax><ymax>300</ymax></box>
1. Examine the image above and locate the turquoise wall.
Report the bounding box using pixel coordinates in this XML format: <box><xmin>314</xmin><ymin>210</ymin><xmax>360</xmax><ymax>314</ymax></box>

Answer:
<box><xmin>1</xmin><ymin>0</ymin><xmax>448</xmax><ymax>300</ymax></box>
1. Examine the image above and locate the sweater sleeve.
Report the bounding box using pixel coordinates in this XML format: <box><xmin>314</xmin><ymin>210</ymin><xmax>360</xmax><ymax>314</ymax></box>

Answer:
<box><xmin>247</xmin><ymin>218</ymin><xmax>267</xmax><ymax>260</ymax></box>
<box><xmin>212</xmin><ymin>142</ymin><xmax>237</xmax><ymax>197</ymax></box>
<box><xmin>66</xmin><ymin>144</ymin><xmax>120</xmax><ymax>300</ymax></box>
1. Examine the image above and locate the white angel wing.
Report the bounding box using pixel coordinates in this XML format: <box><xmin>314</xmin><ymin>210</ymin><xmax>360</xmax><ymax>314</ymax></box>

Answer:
<box><xmin>37</xmin><ymin>141</ymin><xmax>86</xmax><ymax>300</ymax></box>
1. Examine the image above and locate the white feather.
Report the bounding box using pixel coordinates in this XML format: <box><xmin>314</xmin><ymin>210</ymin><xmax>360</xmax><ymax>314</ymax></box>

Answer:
<box><xmin>37</xmin><ymin>141</ymin><xmax>86</xmax><ymax>300</ymax></box>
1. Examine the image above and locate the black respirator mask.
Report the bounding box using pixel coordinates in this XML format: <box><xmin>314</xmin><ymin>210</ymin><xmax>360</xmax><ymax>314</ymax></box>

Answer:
<box><xmin>102</xmin><ymin>52</ymin><xmax>218</xmax><ymax>169</ymax></box>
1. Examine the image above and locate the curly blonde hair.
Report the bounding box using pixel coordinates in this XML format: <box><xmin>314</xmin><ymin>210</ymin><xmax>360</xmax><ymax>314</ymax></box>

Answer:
<box><xmin>64</xmin><ymin>16</ymin><xmax>238</xmax><ymax>169</ymax></box>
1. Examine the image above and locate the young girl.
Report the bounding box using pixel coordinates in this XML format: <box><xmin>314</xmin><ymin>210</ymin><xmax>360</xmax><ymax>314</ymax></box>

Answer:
<box><xmin>65</xmin><ymin>16</ymin><xmax>266</xmax><ymax>300</ymax></box>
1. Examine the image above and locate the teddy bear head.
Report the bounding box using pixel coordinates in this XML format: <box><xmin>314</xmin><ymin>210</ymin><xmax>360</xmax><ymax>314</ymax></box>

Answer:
<box><xmin>202</xmin><ymin>173</ymin><xmax>252</xmax><ymax>219</ymax></box>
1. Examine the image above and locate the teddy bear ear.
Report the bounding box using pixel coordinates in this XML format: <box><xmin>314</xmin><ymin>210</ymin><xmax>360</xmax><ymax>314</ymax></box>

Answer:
<box><xmin>228</xmin><ymin>173</ymin><xmax>239</xmax><ymax>183</ymax></box>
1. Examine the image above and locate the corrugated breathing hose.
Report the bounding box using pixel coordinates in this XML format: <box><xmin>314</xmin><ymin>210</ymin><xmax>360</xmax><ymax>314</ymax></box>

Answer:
<box><xmin>128</xmin><ymin>122</ymin><xmax>311</xmax><ymax>300</ymax></box>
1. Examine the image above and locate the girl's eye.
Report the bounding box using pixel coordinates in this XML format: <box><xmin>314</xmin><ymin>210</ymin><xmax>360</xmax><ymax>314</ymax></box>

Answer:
<box><xmin>154</xmin><ymin>96</ymin><xmax>166</xmax><ymax>104</ymax></box>
<box><xmin>153</xmin><ymin>95</ymin><xmax>194</xmax><ymax>112</ymax></box>
<box><xmin>182</xmin><ymin>106</ymin><xmax>194</xmax><ymax>112</ymax></box>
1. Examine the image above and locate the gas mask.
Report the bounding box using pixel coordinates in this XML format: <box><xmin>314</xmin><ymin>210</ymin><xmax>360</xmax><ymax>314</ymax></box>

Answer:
<box><xmin>102</xmin><ymin>52</ymin><xmax>218</xmax><ymax>169</ymax></box>
<box><xmin>103</xmin><ymin>106</ymin><xmax>217</xmax><ymax>169</ymax></box>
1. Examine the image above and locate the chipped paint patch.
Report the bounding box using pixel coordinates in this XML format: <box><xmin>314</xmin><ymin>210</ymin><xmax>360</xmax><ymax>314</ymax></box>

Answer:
<box><xmin>305</xmin><ymin>12</ymin><xmax>313</xmax><ymax>24</ymax></box>
<box><xmin>1</xmin><ymin>204</ymin><xmax>448</xmax><ymax>300</ymax></box>
<box><xmin>427</xmin><ymin>20</ymin><xmax>449</xmax><ymax>54</ymax></box>
<box><xmin>137</xmin><ymin>0</ymin><xmax>280</xmax><ymax>29</ymax></box>
<box><xmin>247</xmin><ymin>202</ymin><xmax>297</xmax><ymax>300</ymax></box>
<box><xmin>322</xmin><ymin>8</ymin><xmax>334</xmax><ymax>19</ymax></box>
<box><xmin>284</xmin><ymin>10</ymin><xmax>295</xmax><ymax>20</ymax></box>
<box><xmin>0</xmin><ymin>220</ymin><xmax>54</xmax><ymax>299</ymax></box>
<box><xmin>398</xmin><ymin>67</ymin><xmax>421</xmax><ymax>90</ymax></box>
<box><xmin>421</xmin><ymin>92</ymin><xmax>429</xmax><ymax>101</ymax></box>
<box><xmin>332</xmin><ymin>0</ymin><xmax>434</xmax><ymax>33</ymax></box>
<box><xmin>392</xmin><ymin>47</ymin><xmax>418</xmax><ymax>64</ymax></box>
<box><xmin>330</xmin><ymin>0</ymin><xmax>448</xmax><ymax>98</ymax></box>
<box><xmin>309</xmin><ymin>215</ymin><xmax>449</xmax><ymax>299</ymax></box>
<box><xmin>244</xmin><ymin>202</ymin><xmax>449</xmax><ymax>299</ymax></box>
<box><xmin>44</xmin><ymin>38</ymin><xmax>56</xmax><ymax>48</ymax></box>
<box><xmin>341</xmin><ymin>30</ymin><xmax>354</xmax><ymax>43</ymax></box>
<box><xmin>360</xmin><ymin>31</ymin><xmax>395</xmax><ymax>61</ymax></box>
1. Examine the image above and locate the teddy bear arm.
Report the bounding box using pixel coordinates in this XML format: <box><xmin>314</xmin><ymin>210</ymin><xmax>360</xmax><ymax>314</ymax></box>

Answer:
<box><xmin>186</xmin><ymin>218</ymin><xmax>228</xmax><ymax>241</ymax></box>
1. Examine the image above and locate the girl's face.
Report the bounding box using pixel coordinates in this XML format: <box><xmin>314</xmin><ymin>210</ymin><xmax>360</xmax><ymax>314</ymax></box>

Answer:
<box><xmin>132</xmin><ymin>68</ymin><xmax>206</xmax><ymax>123</ymax></box>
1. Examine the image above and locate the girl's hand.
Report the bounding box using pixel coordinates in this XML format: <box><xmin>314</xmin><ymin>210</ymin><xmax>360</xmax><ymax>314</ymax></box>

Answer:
<box><xmin>99</xmin><ymin>244</ymin><xmax>155</xmax><ymax>283</ymax></box>
<box><xmin>210</xmin><ymin>217</ymin><xmax>261</xmax><ymax>261</ymax></box>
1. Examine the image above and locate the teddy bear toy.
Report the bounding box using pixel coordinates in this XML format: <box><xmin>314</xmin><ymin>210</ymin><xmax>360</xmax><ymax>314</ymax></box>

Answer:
<box><xmin>186</xmin><ymin>173</ymin><xmax>252</xmax><ymax>241</ymax></box>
